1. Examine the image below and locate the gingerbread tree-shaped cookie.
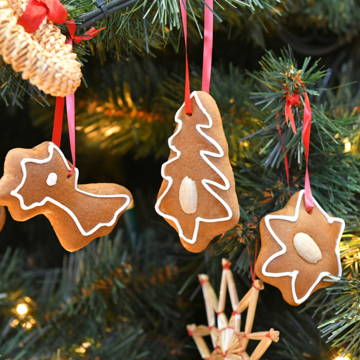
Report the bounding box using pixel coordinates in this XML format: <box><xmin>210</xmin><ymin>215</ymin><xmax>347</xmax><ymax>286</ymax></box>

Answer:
<box><xmin>155</xmin><ymin>91</ymin><xmax>239</xmax><ymax>252</ymax></box>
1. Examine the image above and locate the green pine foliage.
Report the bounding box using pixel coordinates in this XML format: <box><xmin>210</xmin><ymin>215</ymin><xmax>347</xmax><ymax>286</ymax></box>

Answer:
<box><xmin>1</xmin><ymin>0</ymin><xmax>360</xmax><ymax>358</ymax></box>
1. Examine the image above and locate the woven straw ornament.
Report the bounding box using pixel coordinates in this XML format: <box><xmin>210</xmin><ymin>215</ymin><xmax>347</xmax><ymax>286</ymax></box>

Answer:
<box><xmin>0</xmin><ymin>0</ymin><xmax>82</xmax><ymax>97</ymax></box>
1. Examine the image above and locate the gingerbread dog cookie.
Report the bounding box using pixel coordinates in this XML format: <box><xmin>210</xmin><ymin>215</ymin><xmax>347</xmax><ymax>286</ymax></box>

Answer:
<box><xmin>155</xmin><ymin>91</ymin><xmax>240</xmax><ymax>253</ymax></box>
<box><xmin>0</xmin><ymin>142</ymin><xmax>132</xmax><ymax>251</ymax></box>
<box><xmin>255</xmin><ymin>190</ymin><xmax>344</xmax><ymax>306</ymax></box>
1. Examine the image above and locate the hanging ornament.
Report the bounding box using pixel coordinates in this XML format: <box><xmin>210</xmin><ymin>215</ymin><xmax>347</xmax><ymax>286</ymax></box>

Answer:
<box><xmin>0</xmin><ymin>141</ymin><xmax>132</xmax><ymax>252</ymax></box>
<box><xmin>187</xmin><ymin>259</ymin><xmax>279</xmax><ymax>360</ymax></box>
<box><xmin>0</xmin><ymin>0</ymin><xmax>82</xmax><ymax>96</ymax></box>
<box><xmin>155</xmin><ymin>0</ymin><xmax>239</xmax><ymax>253</ymax></box>
<box><xmin>255</xmin><ymin>191</ymin><xmax>345</xmax><ymax>306</ymax></box>
<box><xmin>0</xmin><ymin>24</ymin><xmax>130</xmax><ymax>251</ymax></box>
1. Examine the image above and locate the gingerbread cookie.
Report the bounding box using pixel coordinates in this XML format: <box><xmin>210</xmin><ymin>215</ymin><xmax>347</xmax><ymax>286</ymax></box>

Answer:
<box><xmin>155</xmin><ymin>91</ymin><xmax>240</xmax><ymax>253</ymax></box>
<box><xmin>255</xmin><ymin>190</ymin><xmax>344</xmax><ymax>306</ymax></box>
<box><xmin>0</xmin><ymin>142</ymin><xmax>132</xmax><ymax>252</ymax></box>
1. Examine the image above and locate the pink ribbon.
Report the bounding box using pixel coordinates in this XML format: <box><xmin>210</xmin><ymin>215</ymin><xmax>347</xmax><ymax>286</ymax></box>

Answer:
<box><xmin>179</xmin><ymin>0</ymin><xmax>192</xmax><ymax>115</ymax></box>
<box><xmin>303</xmin><ymin>92</ymin><xmax>314</xmax><ymax>212</ymax></box>
<box><xmin>179</xmin><ymin>0</ymin><xmax>214</xmax><ymax>113</ymax></box>
<box><xmin>202</xmin><ymin>0</ymin><xmax>213</xmax><ymax>93</ymax></box>
<box><xmin>52</xmin><ymin>38</ymin><xmax>76</xmax><ymax>176</ymax></box>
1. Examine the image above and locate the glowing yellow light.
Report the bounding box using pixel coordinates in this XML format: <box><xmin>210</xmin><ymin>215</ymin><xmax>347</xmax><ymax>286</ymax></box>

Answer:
<box><xmin>11</xmin><ymin>319</ymin><xmax>19</xmax><ymax>327</ymax></box>
<box><xmin>104</xmin><ymin>126</ymin><xmax>121</xmax><ymax>137</ymax></box>
<box><xmin>22</xmin><ymin>321</ymin><xmax>32</xmax><ymax>330</ymax></box>
<box><xmin>335</xmin><ymin>357</ymin><xmax>349</xmax><ymax>360</ymax></box>
<box><xmin>344</xmin><ymin>141</ymin><xmax>351</xmax><ymax>153</ymax></box>
<box><xmin>242</xmin><ymin>141</ymin><xmax>249</xmax><ymax>147</ymax></box>
<box><xmin>75</xmin><ymin>347</ymin><xmax>86</xmax><ymax>353</ymax></box>
<box><xmin>82</xmin><ymin>342</ymin><xmax>91</xmax><ymax>349</ymax></box>
<box><xmin>16</xmin><ymin>304</ymin><xmax>28</xmax><ymax>315</ymax></box>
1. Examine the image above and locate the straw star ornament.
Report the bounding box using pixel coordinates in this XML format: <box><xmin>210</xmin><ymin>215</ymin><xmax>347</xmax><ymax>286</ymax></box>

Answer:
<box><xmin>187</xmin><ymin>259</ymin><xmax>279</xmax><ymax>360</ymax></box>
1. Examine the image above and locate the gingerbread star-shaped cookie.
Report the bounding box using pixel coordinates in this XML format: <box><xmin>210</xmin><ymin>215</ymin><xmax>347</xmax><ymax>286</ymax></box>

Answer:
<box><xmin>255</xmin><ymin>190</ymin><xmax>344</xmax><ymax>306</ymax></box>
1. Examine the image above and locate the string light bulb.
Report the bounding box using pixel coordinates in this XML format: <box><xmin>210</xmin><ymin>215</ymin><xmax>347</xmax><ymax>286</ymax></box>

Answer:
<box><xmin>343</xmin><ymin>138</ymin><xmax>351</xmax><ymax>153</ymax></box>
<box><xmin>16</xmin><ymin>304</ymin><xmax>28</xmax><ymax>315</ymax></box>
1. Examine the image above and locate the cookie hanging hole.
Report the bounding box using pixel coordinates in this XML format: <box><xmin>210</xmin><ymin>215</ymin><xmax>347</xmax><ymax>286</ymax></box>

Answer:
<box><xmin>67</xmin><ymin>167</ymin><xmax>75</xmax><ymax>178</ymax></box>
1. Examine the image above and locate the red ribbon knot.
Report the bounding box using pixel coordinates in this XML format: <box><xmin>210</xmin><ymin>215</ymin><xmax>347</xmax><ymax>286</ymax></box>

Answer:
<box><xmin>17</xmin><ymin>0</ymin><xmax>67</xmax><ymax>33</ymax></box>
<box><xmin>66</xmin><ymin>19</ymin><xmax>106</xmax><ymax>44</ymax></box>
<box><xmin>285</xmin><ymin>92</ymin><xmax>300</xmax><ymax>134</ymax></box>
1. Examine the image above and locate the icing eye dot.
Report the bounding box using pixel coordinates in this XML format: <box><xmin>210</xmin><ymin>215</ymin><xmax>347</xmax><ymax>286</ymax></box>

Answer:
<box><xmin>46</xmin><ymin>173</ymin><xmax>57</xmax><ymax>186</ymax></box>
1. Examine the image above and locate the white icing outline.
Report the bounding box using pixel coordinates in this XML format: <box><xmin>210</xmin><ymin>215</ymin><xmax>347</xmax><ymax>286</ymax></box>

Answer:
<box><xmin>262</xmin><ymin>189</ymin><xmax>344</xmax><ymax>304</ymax></box>
<box><xmin>154</xmin><ymin>91</ymin><xmax>233</xmax><ymax>244</ymax></box>
<box><xmin>10</xmin><ymin>142</ymin><xmax>131</xmax><ymax>236</ymax></box>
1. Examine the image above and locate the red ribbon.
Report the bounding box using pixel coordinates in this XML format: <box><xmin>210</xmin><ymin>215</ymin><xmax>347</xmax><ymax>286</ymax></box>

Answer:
<box><xmin>179</xmin><ymin>0</ymin><xmax>213</xmax><ymax>114</ymax></box>
<box><xmin>303</xmin><ymin>92</ymin><xmax>314</xmax><ymax>212</ymax></box>
<box><xmin>17</xmin><ymin>0</ymin><xmax>67</xmax><ymax>33</ymax></box>
<box><xmin>52</xmin><ymin>96</ymin><xmax>64</xmax><ymax>148</ymax></box>
<box><xmin>51</xmin><ymin>26</ymin><xmax>104</xmax><ymax>176</ymax></box>
<box><xmin>285</xmin><ymin>92</ymin><xmax>299</xmax><ymax>134</ymax></box>
<box><xmin>284</xmin><ymin>91</ymin><xmax>314</xmax><ymax>212</ymax></box>
<box><xmin>66</xmin><ymin>19</ymin><xmax>106</xmax><ymax>44</ymax></box>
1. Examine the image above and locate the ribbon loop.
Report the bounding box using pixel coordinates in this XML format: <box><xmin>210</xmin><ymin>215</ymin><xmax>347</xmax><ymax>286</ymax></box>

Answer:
<box><xmin>303</xmin><ymin>92</ymin><xmax>314</xmax><ymax>212</ymax></box>
<box><xmin>52</xmin><ymin>22</ymin><xmax>104</xmax><ymax>177</ymax></box>
<box><xmin>202</xmin><ymin>0</ymin><xmax>213</xmax><ymax>94</ymax></box>
<box><xmin>180</xmin><ymin>0</ymin><xmax>214</xmax><ymax>113</ymax></box>
<box><xmin>284</xmin><ymin>90</ymin><xmax>314</xmax><ymax>212</ymax></box>
<box><xmin>179</xmin><ymin>0</ymin><xmax>192</xmax><ymax>115</ymax></box>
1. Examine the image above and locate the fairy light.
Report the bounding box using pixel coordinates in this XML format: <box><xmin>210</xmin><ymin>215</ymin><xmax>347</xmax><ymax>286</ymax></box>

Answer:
<box><xmin>16</xmin><ymin>304</ymin><xmax>28</xmax><ymax>315</ymax></box>
<box><xmin>335</xmin><ymin>356</ymin><xmax>349</xmax><ymax>360</ymax></box>
<box><xmin>343</xmin><ymin>138</ymin><xmax>351</xmax><ymax>153</ymax></box>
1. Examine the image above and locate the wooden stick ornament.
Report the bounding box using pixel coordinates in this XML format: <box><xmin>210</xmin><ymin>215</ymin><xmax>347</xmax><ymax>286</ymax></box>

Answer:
<box><xmin>187</xmin><ymin>259</ymin><xmax>279</xmax><ymax>360</ymax></box>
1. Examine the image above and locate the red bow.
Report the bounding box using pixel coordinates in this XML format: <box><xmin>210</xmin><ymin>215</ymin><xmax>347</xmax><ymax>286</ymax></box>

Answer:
<box><xmin>17</xmin><ymin>0</ymin><xmax>67</xmax><ymax>33</ymax></box>
<box><xmin>284</xmin><ymin>92</ymin><xmax>300</xmax><ymax>134</ymax></box>
<box><xmin>66</xmin><ymin>19</ymin><xmax>106</xmax><ymax>44</ymax></box>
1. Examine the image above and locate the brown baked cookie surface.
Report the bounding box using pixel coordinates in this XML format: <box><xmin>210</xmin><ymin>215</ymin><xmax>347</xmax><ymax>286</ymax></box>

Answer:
<box><xmin>255</xmin><ymin>190</ymin><xmax>344</xmax><ymax>306</ymax></box>
<box><xmin>0</xmin><ymin>141</ymin><xmax>132</xmax><ymax>252</ymax></box>
<box><xmin>155</xmin><ymin>91</ymin><xmax>240</xmax><ymax>253</ymax></box>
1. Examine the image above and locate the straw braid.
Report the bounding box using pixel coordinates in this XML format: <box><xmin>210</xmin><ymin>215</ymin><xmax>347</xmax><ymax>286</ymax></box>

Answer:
<box><xmin>0</xmin><ymin>0</ymin><xmax>81</xmax><ymax>96</ymax></box>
